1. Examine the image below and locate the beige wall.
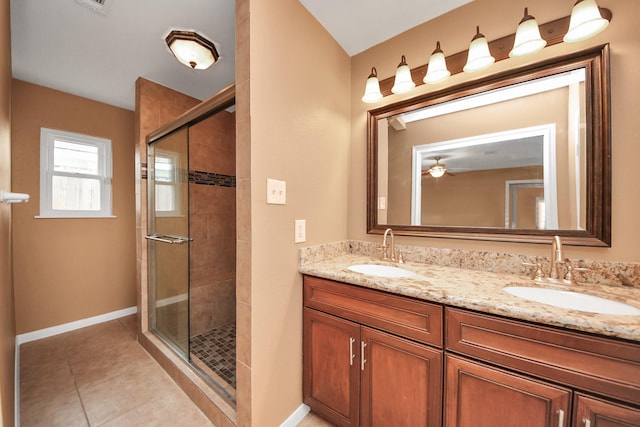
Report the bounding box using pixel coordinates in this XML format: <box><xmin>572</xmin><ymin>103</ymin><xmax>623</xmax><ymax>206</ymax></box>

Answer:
<box><xmin>246</xmin><ymin>0</ymin><xmax>351</xmax><ymax>424</ymax></box>
<box><xmin>350</xmin><ymin>0</ymin><xmax>640</xmax><ymax>262</ymax></box>
<box><xmin>11</xmin><ymin>80</ymin><xmax>136</xmax><ymax>333</ymax></box>
<box><xmin>0</xmin><ymin>0</ymin><xmax>15</xmax><ymax>423</ymax></box>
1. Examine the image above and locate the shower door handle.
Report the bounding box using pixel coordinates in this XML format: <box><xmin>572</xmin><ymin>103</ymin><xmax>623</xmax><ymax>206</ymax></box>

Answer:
<box><xmin>145</xmin><ymin>234</ymin><xmax>192</xmax><ymax>244</ymax></box>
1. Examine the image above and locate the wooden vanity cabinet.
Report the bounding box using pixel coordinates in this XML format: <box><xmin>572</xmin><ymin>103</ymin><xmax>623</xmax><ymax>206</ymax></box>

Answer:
<box><xmin>573</xmin><ymin>394</ymin><xmax>640</xmax><ymax>427</ymax></box>
<box><xmin>303</xmin><ymin>275</ymin><xmax>640</xmax><ymax>427</ymax></box>
<box><xmin>445</xmin><ymin>307</ymin><xmax>640</xmax><ymax>427</ymax></box>
<box><xmin>303</xmin><ymin>276</ymin><xmax>444</xmax><ymax>427</ymax></box>
<box><xmin>445</xmin><ymin>354</ymin><xmax>571</xmax><ymax>427</ymax></box>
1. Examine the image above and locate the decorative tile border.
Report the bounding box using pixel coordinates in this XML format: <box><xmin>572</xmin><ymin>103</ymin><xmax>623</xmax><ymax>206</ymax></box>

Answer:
<box><xmin>140</xmin><ymin>163</ymin><xmax>236</xmax><ymax>188</ymax></box>
<box><xmin>189</xmin><ymin>170</ymin><xmax>236</xmax><ymax>188</ymax></box>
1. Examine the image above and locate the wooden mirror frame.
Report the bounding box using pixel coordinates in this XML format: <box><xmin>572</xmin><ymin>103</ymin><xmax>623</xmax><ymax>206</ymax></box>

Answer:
<box><xmin>367</xmin><ymin>45</ymin><xmax>611</xmax><ymax>246</ymax></box>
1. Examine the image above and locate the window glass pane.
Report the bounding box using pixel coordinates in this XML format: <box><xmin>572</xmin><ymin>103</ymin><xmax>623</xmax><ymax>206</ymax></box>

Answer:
<box><xmin>155</xmin><ymin>156</ymin><xmax>175</xmax><ymax>182</ymax></box>
<box><xmin>155</xmin><ymin>184</ymin><xmax>176</xmax><ymax>212</ymax></box>
<box><xmin>54</xmin><ymin>140</ymin><xmax>99</xmax><ymax>174</ymax></box>
<box><xmin>52</xmin><ymin>176</ymin><xmax>101</xmax><ymax>210</ymax></box>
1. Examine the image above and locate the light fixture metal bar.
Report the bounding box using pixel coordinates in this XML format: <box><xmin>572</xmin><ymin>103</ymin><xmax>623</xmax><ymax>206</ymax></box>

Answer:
<box><xmin>377</xmin><ymin>8</ymin><xmax>611</xmax><ymax>97</ymax></box>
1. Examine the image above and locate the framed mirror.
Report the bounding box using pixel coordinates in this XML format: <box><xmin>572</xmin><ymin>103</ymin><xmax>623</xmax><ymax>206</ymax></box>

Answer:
<box><xmin>367</xmin><ymin>44</ymin><xmax>610</xmax><ymax>246</ymax></box>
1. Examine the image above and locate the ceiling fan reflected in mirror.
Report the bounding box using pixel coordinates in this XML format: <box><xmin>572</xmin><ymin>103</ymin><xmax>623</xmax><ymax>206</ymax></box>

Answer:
<box><xmin>422</xmin><ymin>156</ymin><xmax>455</xmax><ymax>178</ymax></box>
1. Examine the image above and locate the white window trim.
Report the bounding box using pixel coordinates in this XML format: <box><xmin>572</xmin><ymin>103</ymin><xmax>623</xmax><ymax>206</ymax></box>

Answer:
<box><xmin>38</xmin><ymin>128</ymin><xmax>114</xmax><ymax>218</ymax></box>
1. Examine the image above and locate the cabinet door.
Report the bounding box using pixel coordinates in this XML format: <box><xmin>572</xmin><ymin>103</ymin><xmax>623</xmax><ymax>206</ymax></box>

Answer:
<box><xmin>445</xmin><ymin>355</ymin><xmax>571</xmax><ymax>427</ymax></box>
<box><xmin>303</xmin><ymin>308</ymin><xmax>361</xmax><ymax>427</ymax></box>
<box><xmin>360</xmin><ymin>327</ymin><xmax>443</xmax><ymax>427</ymax></box>
<box><xmin>574</xmin><ymin>394</ymin><xmax>640</xmax><ymax>427</ymax></box>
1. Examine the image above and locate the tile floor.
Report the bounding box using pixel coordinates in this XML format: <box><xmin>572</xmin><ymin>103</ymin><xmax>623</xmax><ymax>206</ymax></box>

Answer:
<box><xmin>19</xmin><ymin>315</ymin><xmax>213</xmax><ymax>426</ymax></box>
<box><xmin>19</xmin><ymin>314</ymin><xmax>333</xmax><ymax>427</ymax></box>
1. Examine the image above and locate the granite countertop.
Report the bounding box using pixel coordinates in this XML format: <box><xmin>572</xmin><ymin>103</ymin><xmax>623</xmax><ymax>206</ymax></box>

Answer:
<box><xmin>298</xmin><ymin>254</ymin><xmax>640</xmax><ymax>342</ymax></box>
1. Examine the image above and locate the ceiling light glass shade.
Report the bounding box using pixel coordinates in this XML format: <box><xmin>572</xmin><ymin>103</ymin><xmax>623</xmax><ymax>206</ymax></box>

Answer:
<box><xmin>509</xmin><ymin>8</ymin><xmax>547</xmax><ymax>57</ymax></box>
<box><xmin>391</xmin><ymin>55</ymin><xmax>416</xmax><ymax>94</ymax></box>
<box><xmin>464</xmin><ymin>26</ymin><xmax>495</xmax><ymax>73</ymax></box>
<box><xmin>429</xmin><ymin>165</ymin><xmax>446</xmax><ymax>178</ymax></box>
<box><xmin>563</xmin><ymin>0</ymin><xmax>610</xmax><ymax>43</ymax></box>
<box><xmin>165</xmin><ymin>30</ymin><xmax>219</xmax><ymax>70</ymax></box>
<box><xmin>361</xmin><ymin>67</ymin><xmax>384</xmax><ymax>103</ymax></box>
<box><xmin>424</xmin><ymin>42</ymin><xmax>451</xmax><ymax>84</ymax></box>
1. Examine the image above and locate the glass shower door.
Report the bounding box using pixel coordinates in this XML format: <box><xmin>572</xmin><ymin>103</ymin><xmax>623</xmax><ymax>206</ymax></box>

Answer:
<box><xmin>147</xmin><ymin>127</ymin><xmax>190</xmax><ymax>357</ymax></box>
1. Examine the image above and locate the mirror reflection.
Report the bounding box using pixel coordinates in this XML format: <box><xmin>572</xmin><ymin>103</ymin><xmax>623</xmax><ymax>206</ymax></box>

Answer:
<box><xmin>379</xmin><ymin>69</ymin><xmax>586</xmax><ymax>230</ymax></box>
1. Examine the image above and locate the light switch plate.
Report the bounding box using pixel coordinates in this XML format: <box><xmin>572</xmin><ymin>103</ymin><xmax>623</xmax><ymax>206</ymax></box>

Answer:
<box><xmin>295</xmin><ymin>219</ymin><xmax>306</xmax><ymax>243</ymax></box>
<box><xmin>267</xmin><ymin>179</ymin><xmax>286</xmax><ymax>204</ymax></box>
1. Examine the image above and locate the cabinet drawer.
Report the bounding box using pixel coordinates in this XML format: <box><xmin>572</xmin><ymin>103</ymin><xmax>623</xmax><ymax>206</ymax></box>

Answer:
<box><xmin>304</xmin><ymin>275</ymin><xmax>443</xmax><ymax>348</ymax></box>
<box><xmin>446</xmin><ymin>308</ymin><xmax>640</xmax><ymax>405</ymax></box>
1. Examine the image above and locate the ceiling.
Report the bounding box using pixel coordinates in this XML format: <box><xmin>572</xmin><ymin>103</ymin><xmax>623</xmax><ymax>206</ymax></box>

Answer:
<box><xmin>299</xmin><ymin>0</ymin><xmax>472</xmax><ymax>56</ymax></box>
<box><xmin>10</xmin><ymin>0</ymin><xmax>236</xmax><ymax>111</ymax></box>
<box><xmin>10</xmin><ymin>0</ymin><xmax>471</xmax><ymax>111</ymax></box>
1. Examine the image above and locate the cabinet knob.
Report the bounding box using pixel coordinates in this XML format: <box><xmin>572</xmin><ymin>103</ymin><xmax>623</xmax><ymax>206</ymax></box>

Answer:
<box><xmin>557</xmin><ymin>409</ymin><xmax>565</xmax><ymax>427</ymax></box>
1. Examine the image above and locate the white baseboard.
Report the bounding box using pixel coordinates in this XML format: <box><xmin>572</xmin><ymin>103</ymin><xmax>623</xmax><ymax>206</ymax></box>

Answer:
<box><xmin>15</xmin><ymin>306</ymin><xmax>137</xmax><ymax>345</ymax></box>
<box><xmin>280</xmin><ymin>404</ymin><xmax>310</xmax><ymax>427</ymax></box>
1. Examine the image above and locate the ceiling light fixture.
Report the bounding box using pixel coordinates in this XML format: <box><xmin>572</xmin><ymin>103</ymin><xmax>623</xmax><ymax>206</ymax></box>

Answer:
<box><xmin>423</xmin><ymin>42</ymin><xmax>451</xmax><ymax>84</ymax></box>
<box><xmin>509</xmin><ymin>8</ymin><xmax>547</xmax><ymax>57</ymax></box>
<box><xmin>165</xmin><ymin>30</ymin><xmax>219</xmax><ymax>70</ymax></box>
<box><xmin>425</xmin><ymin>157</ymin><xmax>449</xmax><ymax>178</ymax></box>
<box><xmin>464</xmin><ymin>26</ymin><xmax>495</xmax><ymax>73</ymax></box>
<box><xmin>391</xmin><ymin>55</ymin><xmax>416</xmax><ymax>94</ymax></box>
<box><xmin>361</xmin><ymin>67</ymin><xmax>384</xmax><ymax>103</ymax></box>
<box><xmin>563</xmin><ymin>0</ymin><xmax>610</xmax><ymax>43</ymax></box>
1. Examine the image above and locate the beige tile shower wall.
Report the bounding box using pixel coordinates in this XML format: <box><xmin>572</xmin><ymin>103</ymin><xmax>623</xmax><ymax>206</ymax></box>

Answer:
<box><xmin>189</xmin><ymin>111</ymin><xmax>237</xmax><ymax>336</ymax></box>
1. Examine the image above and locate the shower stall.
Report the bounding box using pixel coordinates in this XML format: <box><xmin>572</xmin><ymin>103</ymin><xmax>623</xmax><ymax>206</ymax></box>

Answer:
<box><xmin>146</xmin><ymin>98</ymin><xmax>237</xmax><ymax>404</ymax></box>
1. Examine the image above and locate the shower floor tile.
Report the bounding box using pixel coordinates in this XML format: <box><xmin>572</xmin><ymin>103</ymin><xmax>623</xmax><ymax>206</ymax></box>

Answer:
<box><xmin>190</xmin><ymin>323</ymin><xmax>236</xmax><ymax>389</ymax></box>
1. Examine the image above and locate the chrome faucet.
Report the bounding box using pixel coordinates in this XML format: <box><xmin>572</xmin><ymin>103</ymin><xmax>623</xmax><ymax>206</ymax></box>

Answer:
<box><xmin>549</xmin><ymin>235</ymin><xmax>565</xmax><ymax>279</ymax></box>
<box><xmin>382</xmin><ymin>228</ymin><xmax>396</xmax><ymax>261</ymax></box>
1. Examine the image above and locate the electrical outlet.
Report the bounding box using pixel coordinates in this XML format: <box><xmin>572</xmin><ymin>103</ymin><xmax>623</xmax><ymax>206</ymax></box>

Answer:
<box><xmin>295</xmin><ymin>219</ymin><xmax>306</xmax><ymax>243</ymax></box>
<box><xmin>267</xmin><ymin>178</ymin><xmax>286</xmax><ymax>204</ymax></box>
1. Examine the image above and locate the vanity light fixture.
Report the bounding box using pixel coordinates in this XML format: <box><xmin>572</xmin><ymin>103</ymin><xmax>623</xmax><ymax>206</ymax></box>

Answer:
<box><xmin>509</xmin><ymin>8</ymin><xmax>547</xmax><ymax>57</ymax></box>
<box><xmin>563</xmin><ymin>0</ymin><xmax>610</xmax><ymax>43</ymax></box>
<box><xmin>360</xmin><ymin>4</ymin><xmax>612</xmax><ymax>103</ymax></box>
<box><xmin>391</xmin><ymin>55</ymin><xmax>416</xmax><ymax>94</ymax></box>
<box><xmin>423</xmin><ymin>41</ymin><xmax>451</xmax><ymax>84</ymax></box>
<box><xmin>361</xmin><ymin>67</ymin><xmax>384</xmax><ymax>103</ymax></box>
<box><xmin>463</xmin><ymin>26</ymin><xmax>495</xmax><ymax>73</ymax></box>
<box><xmin>165</xmin><ymin>30</ymin><xmax>219</xmax><ymax>70</ymax></box>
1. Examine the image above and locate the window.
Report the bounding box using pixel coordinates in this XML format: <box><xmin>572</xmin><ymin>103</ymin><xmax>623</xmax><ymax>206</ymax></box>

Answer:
<box><xmin>39</xmin><ymin>128</ymin><xmax>113</xmax><ymax>218</ymax></box>
<box><xmin>154</xmin><ymin>151</ymin><xmax>181</xmax><ymax>216</ymax></box>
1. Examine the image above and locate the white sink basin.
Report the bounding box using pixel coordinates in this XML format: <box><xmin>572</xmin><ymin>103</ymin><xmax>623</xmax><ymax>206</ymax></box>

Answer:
<box><xmin>503</xmin><ymin>286</ymin><xmax>640</xmax><ymax>315</ymax></box>
<box><xmin>348</xmin><ymin>264</ymin><xmax>416</xmax><ymax>278</ymax></box>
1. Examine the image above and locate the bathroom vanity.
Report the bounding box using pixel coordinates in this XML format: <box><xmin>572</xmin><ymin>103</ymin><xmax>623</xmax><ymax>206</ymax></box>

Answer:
<box><xmin>300</xmin><ymin>255</ymin><xmax>640</xmax><ymax>427</ymax></box>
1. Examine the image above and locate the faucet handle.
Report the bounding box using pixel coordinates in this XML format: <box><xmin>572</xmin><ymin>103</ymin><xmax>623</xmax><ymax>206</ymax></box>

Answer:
<box><xmin>563</xmin><ymin>259</ymin><xmax>588</xmax><ymax>285</ymax></box>
<box><xmin>377</xmin><ymin>245</ymin><xmax>389</xmax><ymax>260</ymax></box>
<box><xmin>522</xmin><ymin>262</ymin><xmax>544</xmax><ymax>282</ymax></box>
<box><xmin>397</xmin><ymin>251</ymin><xmax>405</xmax><ymax>264</ymax></box>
